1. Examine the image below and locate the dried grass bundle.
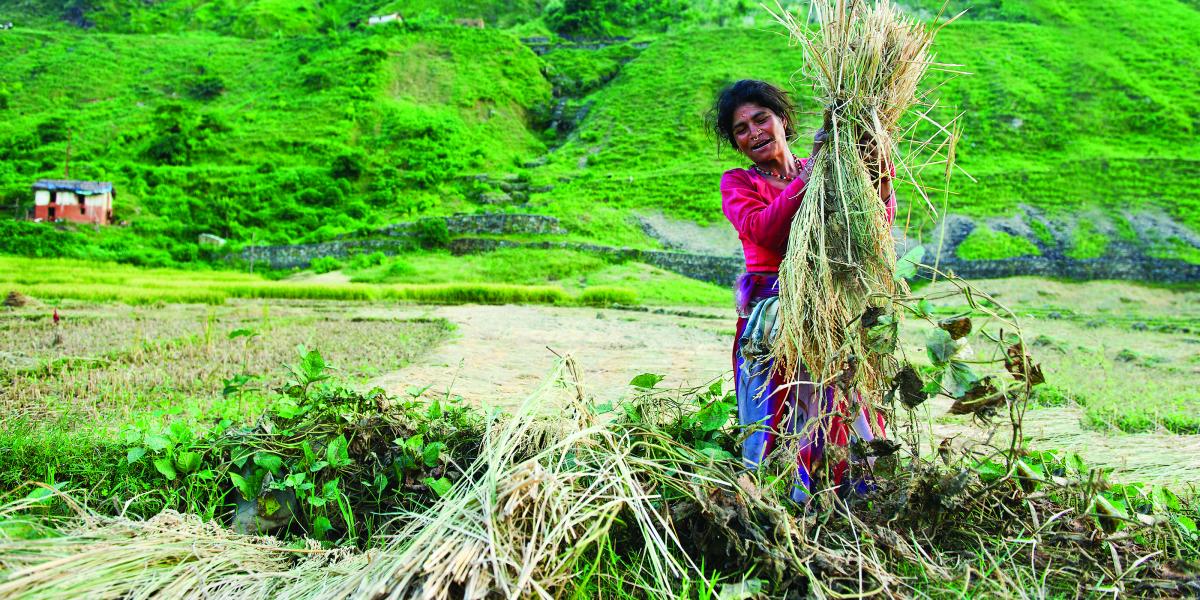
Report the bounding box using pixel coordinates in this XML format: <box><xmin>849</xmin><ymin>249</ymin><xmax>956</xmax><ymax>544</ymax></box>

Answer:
<box><xmin>765</xmin><ymin>0</ymin><xmax>955</xmax><ymax>396</ymax></box>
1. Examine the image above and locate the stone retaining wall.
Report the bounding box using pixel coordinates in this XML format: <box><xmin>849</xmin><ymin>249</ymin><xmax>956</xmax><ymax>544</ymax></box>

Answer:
<box><xmin>241</xmin><ymin>211</ymin><xmax>1200</xmax><ymax>284</ymax></box>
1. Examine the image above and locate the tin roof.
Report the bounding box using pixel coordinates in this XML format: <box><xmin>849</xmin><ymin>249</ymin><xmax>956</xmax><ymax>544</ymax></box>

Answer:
<box><xmin>32</xmin><ymin>179</ymin><xmax>114</xmax><ymax>195</ymax></box>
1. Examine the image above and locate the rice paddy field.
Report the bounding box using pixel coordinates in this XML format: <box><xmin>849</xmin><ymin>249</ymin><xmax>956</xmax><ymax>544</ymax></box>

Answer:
<box><xmin>1</xmin><ymin>256</ymin><xmax>1198</xmax><ymax>597</ymax></box>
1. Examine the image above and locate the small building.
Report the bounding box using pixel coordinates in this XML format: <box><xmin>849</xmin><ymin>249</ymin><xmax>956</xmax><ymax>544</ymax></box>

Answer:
<box><xmin>367</xmin><ymin>13</ymin><xmax>402</xmax><ymax>26</ymax></box>
<box><xmin>453</xmin><ymin>18</ymin><xmax>485</xmax><ymax>29</ymax></box>
<box><xmin>32</xmin><ymin>179</ymin><xmax>114</xmax><ymax>225</ymax></box>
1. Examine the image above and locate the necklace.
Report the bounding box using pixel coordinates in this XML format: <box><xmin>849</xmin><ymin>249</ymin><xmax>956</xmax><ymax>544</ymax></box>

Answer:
<box><xmin>751</xmin><ymin>155</ymin><xmax>803</xmax><ymax>181</ymax></box>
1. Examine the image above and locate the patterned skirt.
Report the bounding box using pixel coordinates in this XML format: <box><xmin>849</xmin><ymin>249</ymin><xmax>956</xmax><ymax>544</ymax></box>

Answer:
<box><xmin>733</xmin><ymin>273</ymin><xmax>886</xmax><ymax>503</ymax></box>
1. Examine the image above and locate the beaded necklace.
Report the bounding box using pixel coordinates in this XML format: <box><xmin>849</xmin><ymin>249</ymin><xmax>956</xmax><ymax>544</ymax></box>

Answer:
<box><xmin>751</xmin><ymin>155</ymin><xmax>803</xmax><ymax>181</ymax></box>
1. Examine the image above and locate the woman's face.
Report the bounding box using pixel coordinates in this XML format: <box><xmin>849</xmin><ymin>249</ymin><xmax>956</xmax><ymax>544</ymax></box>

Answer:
<box><xmin>730</xmin><ymin>103</ymin><xmax>788</xmax><ymax>162</ymax></box>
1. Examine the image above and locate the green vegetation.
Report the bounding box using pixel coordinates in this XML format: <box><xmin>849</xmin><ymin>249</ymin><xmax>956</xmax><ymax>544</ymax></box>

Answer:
<box><xmin>1066</xmin><ymin>218</ymin><xmax>1109</xmax><ymax>259</ymax></box>
<box><xmin>918</xmin><ymin>277</ymin><xmax>1200</xmax><ymax>435</ymax></box>
<box><xmin>0</xmin><ymin>254</ymin><xmax>729</xmax><ymax>306</ymax></box>
<box><xmin>954</xmin><ymin>225</ymin><xmax>1041</xmax><ymax>260</ymax></box>
<box><xmin>0</xmin><ymin>0</ymin><xmax>1195</xmax><ymax>265</ymax></box>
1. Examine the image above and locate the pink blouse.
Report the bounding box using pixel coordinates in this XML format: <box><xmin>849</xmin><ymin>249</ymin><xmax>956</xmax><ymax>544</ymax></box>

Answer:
<box><xmin>721</xmin><ymin>160</ymin><xmax>897</xmax><ymax>272</ymax></box>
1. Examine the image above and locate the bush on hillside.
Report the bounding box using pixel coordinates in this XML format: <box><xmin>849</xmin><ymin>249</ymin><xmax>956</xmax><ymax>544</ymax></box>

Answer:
<box><xmin>186</xmin><ymin>75</ymin><xmax>226</xmax><ymax>101</ymax></box>
<box><xmin>36</xmin><ymin>117</ymin><xmax>69</xmax><ymax>143</ymax></box>
<box><xmin>414</xmin><ymin>218</ymin><xmax>451</xmax><ymax>249</ymax></box>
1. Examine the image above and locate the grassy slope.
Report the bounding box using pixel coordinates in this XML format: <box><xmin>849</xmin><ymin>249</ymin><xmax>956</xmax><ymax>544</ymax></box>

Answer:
<box><xmin>0</xmin><ymin>25</ymin><xmax>549</xmax><ymax>260</ymax></box>
<box><xmin>535</xmin><ymin>1</ymin><xmax>1200</xmax><ymax>239</ymax></box>
<box><xmin>0</xmin><ymin>0</ymin><xmax>1197</xmax><ymax>264</ymax></box>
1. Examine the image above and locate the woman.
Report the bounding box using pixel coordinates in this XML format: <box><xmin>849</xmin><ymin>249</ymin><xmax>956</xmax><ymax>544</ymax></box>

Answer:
<box><xmin>712</xmin><ymin>79</ymin><xmax>895</xmax><ymax>504</ymax></box>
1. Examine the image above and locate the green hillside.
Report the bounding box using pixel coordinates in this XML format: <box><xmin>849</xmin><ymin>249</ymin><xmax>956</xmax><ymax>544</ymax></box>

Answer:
<box><xmin>0</xmin><ymin>0</ymin><xmax>1197</xmax><ymax>266</ymax></box>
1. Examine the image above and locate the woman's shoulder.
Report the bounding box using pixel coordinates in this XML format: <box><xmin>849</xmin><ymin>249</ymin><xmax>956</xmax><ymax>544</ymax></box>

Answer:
<box><xmin>721</xmin><ymin>166</ymin><xmax>757</xmax><ymax>188</ymax></box>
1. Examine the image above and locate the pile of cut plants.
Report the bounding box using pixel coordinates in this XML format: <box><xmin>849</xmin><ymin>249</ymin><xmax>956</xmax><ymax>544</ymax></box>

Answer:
<box><xmin>0</xmin><ymin>286</ymin><xmax>1198</xmax><ymax>598</ymax></box>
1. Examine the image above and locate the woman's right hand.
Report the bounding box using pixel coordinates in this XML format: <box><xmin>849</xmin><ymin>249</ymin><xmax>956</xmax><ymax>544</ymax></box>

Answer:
<box><xmin>811</xmin><ymin>127</ymin><xmax>828</xmax><ymax>155</ymax></box>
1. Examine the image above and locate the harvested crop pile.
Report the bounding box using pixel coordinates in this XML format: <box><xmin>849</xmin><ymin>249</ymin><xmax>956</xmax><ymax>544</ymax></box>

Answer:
<box><xmin>0</xmin><ymin>350</ymin><xmax>1197</xmax><ymax>598</ymax></box>
<box><xmin>2</xmin><ymin>292</ymin><xmax>26</xmax><ymax>308</ymax></box>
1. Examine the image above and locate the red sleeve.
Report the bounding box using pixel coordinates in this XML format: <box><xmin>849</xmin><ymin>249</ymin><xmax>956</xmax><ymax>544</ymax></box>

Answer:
<box><xmin>721</xmin><ymin>168</ymin><xmax>808</xmax><ymax>253</ymax></box>
<box><xmin>884</xmin><ymin>187</ymin><xmax>897</xmax><ymax>225</ymax></box>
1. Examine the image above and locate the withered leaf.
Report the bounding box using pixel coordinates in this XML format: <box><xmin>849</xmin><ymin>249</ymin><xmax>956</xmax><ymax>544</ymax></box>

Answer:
<box><xmin>1005</xmin><ymin>344</ymin><xmax>1046</xmax><ymax>385</ymax></box>
<box><xmin>948</xmin><ymin>376</ymin><xmax>1006</xmax><ymax>415</ymax></box>
<box><xmin>888</xmin><ymin>365</ymin><xmax>928</xmax><ymax>409</ymax></box>
<box><xmin>861</xmin><ymin>305</ymin><xmax>886</xmax><ymax>328</ymax></box>
<box><xmin>868</xmin><ymin>439</ymin><xmax>901</xmax><ymax>457</ymax></box>
<box><xmin>938</xmin><ymin>315</ymin><xmax>972</xmax><ymax>340</ymax></box>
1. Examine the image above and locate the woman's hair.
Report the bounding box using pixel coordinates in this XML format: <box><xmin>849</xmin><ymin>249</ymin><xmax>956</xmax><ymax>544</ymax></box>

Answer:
<box><xmin>709</xmin><ymin>79</ymin><xmax>797</xmax><ymax>151</ymax></box>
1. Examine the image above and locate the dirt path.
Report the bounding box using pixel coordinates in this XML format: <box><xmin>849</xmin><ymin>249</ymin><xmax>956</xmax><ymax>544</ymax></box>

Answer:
<box><xmin>368</xmin><ymin>304</ymin><xmax>732</xmax><ymax>407</ymax></box>
<box><xmin>369</xmin><ymin>304</ymin><xmax>1200</xmax><ymax>487</ymax></box>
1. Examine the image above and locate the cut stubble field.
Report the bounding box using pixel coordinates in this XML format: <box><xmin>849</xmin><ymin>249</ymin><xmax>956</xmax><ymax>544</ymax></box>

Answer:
<box><xmin>3</xmin><ymin>275</ymin><xmax>1196</xmax><ymax>488</ymax></box>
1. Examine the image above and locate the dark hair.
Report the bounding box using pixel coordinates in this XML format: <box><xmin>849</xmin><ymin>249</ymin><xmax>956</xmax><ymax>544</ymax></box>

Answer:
<box><xmin>709</xmin><ymin>79</ymin><xmax>797</xmax><ymax>151</ymax></box>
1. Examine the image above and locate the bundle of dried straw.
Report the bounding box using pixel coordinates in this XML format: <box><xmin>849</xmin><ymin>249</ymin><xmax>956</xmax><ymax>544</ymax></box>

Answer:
<box><xmin>766</xmin><ymin>0</ymin><xmax>956</xmax><ymax>398</ymax></box>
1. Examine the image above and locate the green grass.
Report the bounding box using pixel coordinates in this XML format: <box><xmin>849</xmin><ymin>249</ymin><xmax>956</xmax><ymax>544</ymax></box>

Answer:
<box><xmin>1066</xmin><ymin>218</ymin><xmax>1109</xmax><ymax>259</ymax></box>
<box><xmin>954</xmin><ymin>225</ymin><xmax>1041</xmax><ymax>260</ymax></box>
<box><xmin>0</xmin><ymin>253</ymin><xmax>729</xmax><ymax>307</ymax></box>
<box><xmin>342</xmin><ymin>248</ymin><xmax>730</xmax><ymax>306</ymax></box>
<box><xmin>2</xmin><ymin>0</ymin><xmax>1197</xmax><ymax>264</ymax></box>
<box><xmin>919</xmin><ymin>277</ymin><xmax>1200</xmax><ymax>434</ymax></box>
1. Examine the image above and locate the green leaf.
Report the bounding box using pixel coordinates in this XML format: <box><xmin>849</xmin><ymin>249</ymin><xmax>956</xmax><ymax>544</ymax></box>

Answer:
<box><xmin>126</xmin><ymin>447</ymin><xmax>147</xmax><ymax>465</ymax></box>
<box><xmin>175</xmin><ymin>451</ymin><xmax>202</xmax><ymax>474</ymax></box>
<box><xmin>428</xmin><ymin>398</ymin><xmax>443</xmax><ymax>419</ymax></box>
<box><xmin>229</xmin><ymin>472</ymin><xmax>255</xmax><ymax>500</ymax></box>
<box><xmin>168</xmin><ymin>421</ymin><xmax>193</xmax><ymax>445</ymax></box>
<box><xmin>895</xmin><ymin>245</ymin><xmax>925</xmax><ymax>281</ymax></box>
<box><xmin>1155</xmin><ymin>488</ymin><xmax>1182</xmax><ymax>511</ymax></box>
<box><xmin>301</xmin><ymin>440</ymin><xmax>316</xmax><ymax>464</ymax></box>
<box><xmin>228</xmin><ymin>328</ymin><xmax>258</xmax><ymax>339</ymax></box>
<box><xmin>372</xmin><ymin>472</ymin><xmax>388</xmax><ymax>493</ymax></box>
<box><xmin>707</xmin><ymin>380</ymin><xmax>724</xmax><ymax>397</ymax></box>
<box><xmin>944</xmin><ymin>361</ymin><xmax>980</xmax><ymax>399</ymax></box>
<box><xmin>153</xmin><ymin>457</ymin><xmax>177</xmax><ymax>481</ymax></box>
<box><xmin>916</xmin><ymin>298</ymin><xmax>934</xmax><ymax>318</ymax></box>
<box><xmin>143</xmin><ymin>433</ymin><xmax>172</xmax><ymax>453</ymax></box>
<box><xmin>261</xmin><ymin>495</ymin><xmax>282</xmax><ymax>516</ymax></box>
<box><xmin>254</xmin><ymin>453</ymin><xmax>283</xmax><ymax>473</ymax></box>
<box><xmin>696</xmin><ymin>401</ymin><xmax>733</xmax><ymax>432</ymax></box>
<box><xmin>629</xmin><ymin>373</ymin><xmax>664</xmax><ymax>389</ymax></box>
<box><xmin>312</xmin><ymin>516</ymin><xmax>333</xmax><ymax>540</ymax></box>
<box><xmin>404</xmin><ymin>434</ymin><xmax>424</xmax><ymax>453</ymax></box>
<box><xmin>272</xmin><ymin>397</ymin><xmax>304</xmax><ymax>419</ymax></box>
<box><xmin>322</xmin><ymin>479</ymin><xmax>340</xmax><ymax>501</ymax></box>
<box><xmin>325</xmin><ymin>435</ymin><xmax>351</xmax><ymax>468</ymax></box>
<box><xmin>866</xmin><ymin>315</ymin><xmax>898</xmax><ymax>355</ymax></box>
<box><xmin>698</xmin><ymin>446</ymin><xmax>734</xmax><ymax>461</ymax></box>
<box><xmin>309</xmin><ymin>460</ymin><xmax>329</xmax><ymax>473</ymax></box>
<box><xmin>301</xmin><ymin>349</ymin><xmax>326</xmax><ymax>381</ymax></box>
<box><xmin>424</xmin><ymin>476</ymin><xmax>453</xmax><ymax>498</ymax></box>
<box><xmin>422</xmin><ymin>442</ymin><xmax>446</xmax><ymax>467</ymax></box>
<box><xmin>22</xmin><ymin>486</ymin><xmax>55</xmax><ymax>504</ymax></box>
<box><xmin>1175</xmin><ymin>515</ymin><xmax>1197</xmax><ymax>534</ymax></box>
<box><xmin>925</xmin><ymin>328</ymin><xmax>957</xmax><ymax>365</ymax></box>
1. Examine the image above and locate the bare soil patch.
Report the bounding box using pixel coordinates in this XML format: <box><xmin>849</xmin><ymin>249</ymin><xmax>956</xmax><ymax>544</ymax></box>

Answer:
<box><xmin>371</xmin><ymin>304</ymin><xmax>1200</xmax><ymax>488</ymax></box>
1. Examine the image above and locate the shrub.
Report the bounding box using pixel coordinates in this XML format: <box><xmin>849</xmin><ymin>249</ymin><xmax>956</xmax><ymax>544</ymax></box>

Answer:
<box><xmin>348</xmin><ymin>251</ymin><xmax>387</xmax><ymax>269</ymax></box>
<box><xmin>310</xmin><ymin>256</ymin><xmax>342</xmax><ymax>273</ymax></box>
<box><xmin>36</xmin><ymin>117</ymin><xmax>69</xmax><ymax>143</ymax></box>
<box><xmin>414</xmin><ymin>218</ymin><xmax>451</xmax><ymax>249</ymax></box>
<box><xmin>186</xmin><ymin>75</ymin><xmax>226</xmax><ymax>101</ymax></box>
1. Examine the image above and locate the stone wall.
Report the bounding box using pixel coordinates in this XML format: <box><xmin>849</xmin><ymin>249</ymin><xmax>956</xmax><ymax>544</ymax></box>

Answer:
<box><xmin>448</xmin><ymin>238</ymin><xmax>743</xmax><ymax>286</ymax></box>
<box><xmin>372</xmin><ymin>213</ymin><xmax>566</xmax><ymax>237</ymax></box>
<box><xmin>241</xmin><ymin>210</ymin><xmax>1200</xmax><ymax>284</ymax></box>
<box><xmin>240</xmin><ymin>239</ymin><xmax>413</xmax><ymax>270</ymax></box>
<box><xmin>925</xmin><ymin>213</ymin><xmax>1200</xmax><ymax>283</ymax></box>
